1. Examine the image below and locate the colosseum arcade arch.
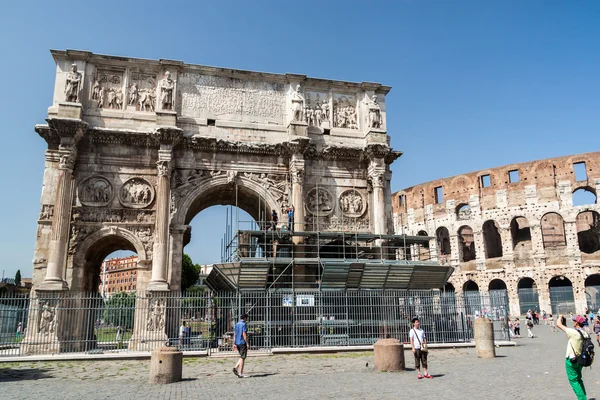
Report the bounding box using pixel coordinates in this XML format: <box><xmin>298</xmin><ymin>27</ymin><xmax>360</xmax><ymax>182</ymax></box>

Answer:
<box><xmin>463</xmin><ymin>280</ymin><xmax>481</xmax><ymax>316</ymax></box>
<box><xmin>436</xmin><ymin>227</ymin><xmax>451</xmax><ymax>261</ymax></box>
<box><xmin>517</xmin><ymin>277</ymin><xmax>540</xmax><ymax>315</ymax></box>
<box><xmin>549</xmin><ymin>276</ymin><xmax>575</xmax><ymax>315</ymax></box>
<box><xmin>585</xmin><ymin>274</ymin><xmax>600</xmax><ymax>312</ymax></box>
<box><xmin>541</xmin><ymin>213</ymin><xmax>567</xmax><ymax>248</ymax></box>
<box><xmin>510</xmin><ymin>217</ymin><xmax>532</xmax><ymax>251</ymax></box>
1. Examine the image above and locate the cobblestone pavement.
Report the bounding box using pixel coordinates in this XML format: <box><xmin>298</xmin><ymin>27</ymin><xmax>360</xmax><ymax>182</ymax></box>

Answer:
<box><xmin>1</xmin><ymin>325</ymin><xmax>599</xmax><ymax>400</ymax></box>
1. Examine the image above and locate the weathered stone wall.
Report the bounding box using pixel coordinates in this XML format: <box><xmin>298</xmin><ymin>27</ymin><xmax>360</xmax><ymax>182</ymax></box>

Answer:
<box><xmin>392</xmin><ymin>152</ymin><xmax>600</xmax><ymax>315</ymax></box>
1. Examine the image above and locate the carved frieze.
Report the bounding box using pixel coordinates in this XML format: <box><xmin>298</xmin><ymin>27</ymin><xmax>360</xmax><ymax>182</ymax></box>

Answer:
<box><xmin>39</xmin><ymin>204</ymin><xmax>55</xmax><ymax>221</ymax></box>
<box><xmin>119</xmin><ymin>178</ymin><xmax>154</xmax><ymax>209</ymax></box>
<box><xmin>339</xmin><ymin>189</ymin><xmax>367</xmax><ymax>218</ymax></box>
<box><xmin>78</xmin><ymin>176</ymin><xmax>113</xmax><ymax>207</ymax></box>
<box><xmin>94</xmin><ymin>69</ymin><xmax>125</xmax><ymax>110</ymax></box>
<box><xmin>244</xmin><ymin>172</ymin><xmax>290</xmax><ymax>208</ymax></box>
<box><xmin>72</xmin><ymin>207</ymin><xmax>154</xmax><ymax>224</ymax></box>
<box><xmin>305</xmin><ymin>187</ymin><xmax>335</xmax><ymax>217</ymax></box>
<box><xmin>179</xmin><ymin>73</ymin><xmax>286</xmax><ymax>121</ymax></box>
<box><xmin>304</xmin><ymin>215</ymin><xmax>370</xmax><ymax>232</ymax></box>
<box><xmin>68</xmin><ymin>224</ymin><xmax>100</xmax><ymax>255</ymax></box>
<box><xmin>333</xmin><ymin>94</ymin><xmax>357</xmax><ymax>129</ymax></box>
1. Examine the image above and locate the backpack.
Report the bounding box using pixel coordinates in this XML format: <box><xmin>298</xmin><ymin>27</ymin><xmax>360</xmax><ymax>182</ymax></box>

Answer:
<box><xmin>574</xmin><ymin>330</ymin><xmax>595</xmax><ymax>367</ymax></box>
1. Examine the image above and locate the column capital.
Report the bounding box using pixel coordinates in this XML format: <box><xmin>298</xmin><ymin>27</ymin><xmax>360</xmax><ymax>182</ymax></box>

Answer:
<box><xmin>285</xmin><ymin>137</ymin><xmax>311</xmax><ymax>157</ymax></box>
<box><xmin>156</xmin><ymin>160</ymin><xmax>171</xmax><ymax>177</ymax></box>
<box><xmin>152</xmin><ymin>126</ymin><xmax>183</xmax><ymax>148</ymax></box>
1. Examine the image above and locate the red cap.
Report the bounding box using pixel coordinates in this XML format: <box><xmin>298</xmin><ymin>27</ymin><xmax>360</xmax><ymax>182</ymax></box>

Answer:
<box><xmin>574</xmin><ymin>315</ymin><xmax>587</xmax><ymax>325</ymax></box>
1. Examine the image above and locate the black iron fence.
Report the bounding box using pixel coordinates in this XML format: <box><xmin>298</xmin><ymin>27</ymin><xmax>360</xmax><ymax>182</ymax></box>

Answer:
<box><xmin>0</xmin><ymin>289</ymin><xmax>510</xmax><ymax>357</ymax></box>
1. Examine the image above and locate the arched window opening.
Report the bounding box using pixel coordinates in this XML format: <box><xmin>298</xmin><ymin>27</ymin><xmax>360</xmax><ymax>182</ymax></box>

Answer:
<box><xmin>576</xmin><ymin>211</ymin><xmax>600</xmax><ymax>254</ymax></box>
<box><xmin>511</xmin><ymin>217</ymin><xmax>532</xmax><ymax>250</ymax></box>
<box><xmin>489</xmin><ymin>279</ymin><xmax>507</xmax><ymax>291</ymax></box>
<box><xmin>456</xmin><ymin>203</ymin><xmax>471</xmax><ymax>220</ymax></box>
<box><xmin>541</xmin><ymin>212</ymin><xmax>567</xmax><ymax>248</ymax></box>
<box><xmin>458</xmin><ymin>225</ymin><xmax>476</xmax><ymax>262</ymax></box>
<box><xmin>463</xmin><ymin>280</ymin><xmax>479</xmax><ymax>292</ymax></box>
<box><xmin>436</xmin><ymin>227</ymin><xmax>451</xmax><ymax>256</ymax></box>
<box><xmin>482</xmin><ymin>220</ymin><xmax>503</xmax><ymax>258</ymax></box>
<box><xmin>572</xmin><ymin>187</ymin><xmax>597</xmax><ymax>207</ymax></box>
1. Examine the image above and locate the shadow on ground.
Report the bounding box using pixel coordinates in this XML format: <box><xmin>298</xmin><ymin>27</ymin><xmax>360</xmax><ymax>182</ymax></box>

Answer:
<box><xmin>0</xmin><ymin>368</ymin><xmax>53</xmax><ymax>382</ymax></box>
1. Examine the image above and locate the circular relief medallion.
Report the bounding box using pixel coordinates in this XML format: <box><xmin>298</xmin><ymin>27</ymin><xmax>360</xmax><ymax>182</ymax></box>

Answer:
<box><xmin>305</xmin><ymin>187</ymin><xmax>335</xmax><ymax>216</ymax></box>
<box><xmin>339</xmin><ymin>189</ymin><xmax>366</xmax><ymax>218</ymax></box>
<box><xmin>78</xmin><ymin>176</ymin><xmax>113</xmax><ymax>207</ymax></box>
<box><xmin>119</xmin><ymin>178</ymin><xmax>154</xmax><ymax>209</ymax></box>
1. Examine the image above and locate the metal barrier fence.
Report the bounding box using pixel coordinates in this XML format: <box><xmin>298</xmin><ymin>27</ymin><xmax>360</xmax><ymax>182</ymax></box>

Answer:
<box><xmin>0</xmin><ymin>290</ymin><xmax>510</xmax><ymax>357</ymax></box>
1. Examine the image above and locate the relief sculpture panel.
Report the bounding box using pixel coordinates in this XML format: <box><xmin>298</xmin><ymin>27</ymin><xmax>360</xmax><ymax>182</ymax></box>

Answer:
<box><xmin>305</xmin><ymin>91</ymin><xmax>330</xmax><ymax>128</ymax></box>
<box><xmin>305</xmin><ymin>187</ymin><xmax>335</xmax><ymax>217</ymax></box>
<box><xmin>119</xmin><ymin>178</ymin><xmax>155</xmax><ymax>209</ymax></box>
<box><xmin>78</xmin><ymin>176</ymin><xmax>113</xmax><ymax>207</ymax></box>
<box><xmin>179</xmin><ymin>73</ymin><xmax>286</xmax><ymax>122</ymax></box>
<box><xmin>129</xmin><ymin>70</ymin><xmax>157</xmax><ymax>112</ymax></box>
<box><xmin>93</xmin><ymin>68</ymin><xmax>125</xmax><ymax>109</ymax></box>
<box><xmin>339</xmin><ymin>189</ymin><xmax>367</xmax><ymax>218</ymax></box>
<box><xmin>333</xmin><ymin>93</ymin><xmax>358</xmax><ymax>129</ymax></box>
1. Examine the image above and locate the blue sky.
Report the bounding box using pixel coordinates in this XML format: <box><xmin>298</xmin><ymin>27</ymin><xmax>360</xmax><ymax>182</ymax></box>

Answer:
<box><xmin>0</xmin><ymin>1</ymin><xmax>599</xmax><ymax>279</ymax></box>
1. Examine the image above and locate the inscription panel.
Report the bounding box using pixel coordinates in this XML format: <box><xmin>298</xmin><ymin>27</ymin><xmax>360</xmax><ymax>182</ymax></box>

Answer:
<box><xmin>179</xmin><ymin>73</ymin><xmax>286</xmax><ymax>123</ymax></box>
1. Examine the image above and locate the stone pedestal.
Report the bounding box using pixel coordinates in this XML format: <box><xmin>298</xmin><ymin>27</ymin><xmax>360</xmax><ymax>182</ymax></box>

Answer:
<box><xmin>149</xmin><ymin>346</ymin><xmax>183</xmax><ymax>384</ymax></box>
<box><xmin>156</xmin><ymin>110</ymin><xmax>177</xmax><ymax>126</ymax></box>
<box><xmin>129</xmin><ymin>294</ymin><xmax>169</xmax><ymax>351</ymax></box>
<box><xmin>474</xmin><ymin>317</ymin><xmax>496</xmax><ymax>358</ymax></box>
<box><xmin>20</xmin><ymin>293</ymin><xmax>62</xmax><ymax>355</ymax></box>
<box><xmin>288</xmin><ymin>121</ymin><xmax>308</xmax><ymax>137</ymax></box>
<box><xmin>373</xmin><ymin>338</ymin><xmax>405</xmax><ymax>372</ymax></box>
<box><xmin>58</xmin><ymin>102</ymin><xmax>83</xmax><ymax>119</ymax></box>
<box><xmin>365</xmin><ymin>128</ymin><xmax>387</xmax><ymax>144</ymax></box>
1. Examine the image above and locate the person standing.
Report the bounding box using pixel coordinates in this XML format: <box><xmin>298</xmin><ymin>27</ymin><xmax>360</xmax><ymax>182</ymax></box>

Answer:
<box><xmin>514</xmin><ymin>318</ymin><xmax>521</xmax><ymax>337</ymax></box>
<box><xmin>271</xmin><ymin>210</ymin><xmax>278</xmax><ymax>231</ymax></box>
<box><xmin>526</xmin><ymin>318</ymin><xmax>534</xmax><ymax>338</ymax></box>
<box><xmin>594</xmin><ymin>317</ymin><xmax>600</xmax><ymax>346</ymax></box>
<box><xmin>557</xmin><ymin>314</ymin><xmax>589</xmax><ymax>400</ymax></box>
<box><xmin>409</xmin><ymin>317</ymin><xmax>432</xmax><ymax>379</ymax></box>
<box><xmin>549</xmin><ymin>313</ymin><xmax>556</xmax><ymax>332</ymax></box>
<box><xmin>179</xmin><ymin>321</ymin><xmax>187</xmax><ymax>347</ymax></box>
<box><xmin>233</xmin><ymin>313</ymin><xmax>249</xmax><ymax>378</ymax></box>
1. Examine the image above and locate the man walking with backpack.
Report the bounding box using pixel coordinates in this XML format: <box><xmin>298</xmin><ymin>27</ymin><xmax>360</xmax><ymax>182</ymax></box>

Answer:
<box><xmin>557</xmin><ymin>314</ymin><xmax>593</xmax><ymax>400</ymax></box>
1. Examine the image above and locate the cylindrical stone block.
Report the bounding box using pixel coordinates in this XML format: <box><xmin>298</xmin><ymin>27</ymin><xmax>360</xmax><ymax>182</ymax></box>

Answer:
<box><xmin>373</xmin><ymin>338</ymin><xmax>405</xmax><ymax>372</ymax></box>
<box><xmin>149</xmin><ymin>346</ymin><xmax>183</xmax><ymax>384</ymax></box>
<box><xmin>474</xmin><ymin>317</ymin><xmax>496</xmax><ymax>358</ymax></box>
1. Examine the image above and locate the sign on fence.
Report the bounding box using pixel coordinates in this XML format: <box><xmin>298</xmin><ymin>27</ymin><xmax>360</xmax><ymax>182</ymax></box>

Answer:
<box><xmin>296</xmin><ymin>295</ymin><xmax>315</xmax><ymax>307</ymax></box>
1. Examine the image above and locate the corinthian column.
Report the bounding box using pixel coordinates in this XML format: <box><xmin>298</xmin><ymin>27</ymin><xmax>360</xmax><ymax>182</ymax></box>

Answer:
<box><xmin>290</xmin><ymin>159</ymin><xmax>305</xmax><ymax>232</ymax></box>
<box><xmin>39</xmin><ymin>147</ymin><xmax>77</xmax><ymax>291</ymax></box>
<box><xmin>369</xmin><ymin>169</ymin><xmax>386</xmax><ymax>235</ymax></box>
<box><xmin>148</xmin><ymin>128</ymin><xmax>182</xmax><ymax>292</ymax></box>
<box><xmin>148</xmin><ymin>158</ymin><xmax>172</xmax><ymax>291</ymax></box>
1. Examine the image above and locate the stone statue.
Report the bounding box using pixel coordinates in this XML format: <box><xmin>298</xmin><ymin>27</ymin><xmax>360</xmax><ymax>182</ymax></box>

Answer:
<box><xmin>107</xmin><ymin>88</ymin><xmax>117</xmax><ymax>109</ymax></box>
<box><xmin>64</xmin><ymin>64</ymin><xmax>82</xmax><ymax>103</ymax></box>
<box><xmin>367</xmin><ymin>95</ymin><xmax>381</xmax><ymax>129</ymax></box>
<box><xmin>147</xmin><ymin>299</ymin><xmax>165</xmax><ymax>331</ymax></box>
<box><xmin>139</xmin><ymin>88</ymin><xmax>156</xmax><ymax>111</ymax></box>
<box><xmin>291</xmin><ymin>85</ymin><xmax>305</xmax><ymax>122</ymax></box>
<box><xmin>160</xmin><ymin>71</ymin><xmax>174</xmax><ymax>110</ymax></box>
<box><xmin>129</xmin><ymin>83</ymin><xmax>138</xmax><ymax>105</ymax></box>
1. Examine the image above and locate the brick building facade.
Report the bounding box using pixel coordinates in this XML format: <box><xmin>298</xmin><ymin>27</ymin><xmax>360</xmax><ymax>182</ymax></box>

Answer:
<box><xmin>99</xmin><ymin>255</ymin><xmax>139</xmax><ymax>296</ymax></box>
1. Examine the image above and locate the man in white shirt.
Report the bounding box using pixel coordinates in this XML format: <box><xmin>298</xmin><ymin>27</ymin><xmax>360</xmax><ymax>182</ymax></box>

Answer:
<box><xmin>409</xmin><ymin>317</ymin><xmax>432</xmax><ymax>379</ymax></box>
<box><xmin>557</xmin><ymin>314</ymin><xmax>588</xmax><ymax>400</ymax></box>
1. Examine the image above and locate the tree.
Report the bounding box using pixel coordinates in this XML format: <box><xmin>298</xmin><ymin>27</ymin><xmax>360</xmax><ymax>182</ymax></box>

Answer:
<box><xmin>102</xmin><ymin>292</ymin><xmax>136</xmax><ymax>329</ymax></box>
<box><xmin>181</xmin><ymin>254</ymin><xmax>200</xmax><ymax>292</ymax></box>
<box><xmin>14</xmin><ymin>270</ymin><xmax>21</xmax><ymax>287</ymax></box>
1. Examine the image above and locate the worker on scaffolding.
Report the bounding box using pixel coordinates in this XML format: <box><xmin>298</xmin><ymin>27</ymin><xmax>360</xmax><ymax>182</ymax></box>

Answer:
<box><xmin>287</xmin><ymin>205</ymin><xmax>295</xmax><ymax>232</ymax></box>
<box><xmin>271</xmin><ymin>209</ymin><xmax>278</xmax><ymax>230</ymax></box>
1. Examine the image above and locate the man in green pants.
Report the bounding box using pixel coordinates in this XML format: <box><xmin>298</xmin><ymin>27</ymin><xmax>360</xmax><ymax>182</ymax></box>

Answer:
<box><xmin>557</xmin><ymin>314</ymin><xmax>589</xmax><ymax>399</ymax></box>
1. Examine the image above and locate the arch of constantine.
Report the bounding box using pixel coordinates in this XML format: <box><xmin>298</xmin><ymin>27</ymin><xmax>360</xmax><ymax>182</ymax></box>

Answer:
<box><xmin>393</xmin><ymin>151</ymin><xmax>600</xmax><ymax>316</ymax></box>
<box><xmin>23</xmin><ymin>49</ymin><xmax>458</xmax><ymax>354</ymax></box>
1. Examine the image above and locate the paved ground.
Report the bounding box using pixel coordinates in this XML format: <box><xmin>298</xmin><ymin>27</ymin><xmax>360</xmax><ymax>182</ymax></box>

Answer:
<box><xmin>1</xmin><ymin>324</ymin><xmax>599</xmax><ymax>399</ymax></box>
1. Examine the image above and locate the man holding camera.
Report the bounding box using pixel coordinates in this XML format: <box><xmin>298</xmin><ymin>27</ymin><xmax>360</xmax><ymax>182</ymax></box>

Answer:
<box><xmin>556</xmin><ymin>314</ymin><xmax>589</xmax><ymax>400</ymax></box>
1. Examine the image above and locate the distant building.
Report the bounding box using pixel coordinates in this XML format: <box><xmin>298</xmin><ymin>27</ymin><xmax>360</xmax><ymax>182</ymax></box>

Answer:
<box><xmin>99</xmin><ymin>255</ymin><xmax>138</xmax><ymax>296</ymax></box>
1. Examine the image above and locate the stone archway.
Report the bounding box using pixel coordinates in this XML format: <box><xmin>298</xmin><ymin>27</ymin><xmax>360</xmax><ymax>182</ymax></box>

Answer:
<box><xmin>517</xmin><ymin>277</ymin><xmax>540</xmax><ymax>315</ymax></box>
<box><xmin>549</xmin><ymin>275</ymin><xmax>575</xmax><ymax>315</ymax></box>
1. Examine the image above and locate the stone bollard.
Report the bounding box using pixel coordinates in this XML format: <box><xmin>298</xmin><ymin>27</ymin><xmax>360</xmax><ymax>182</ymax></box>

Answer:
<box><xmin>149</xmin><ymin>346</ymin><xmax>183</xmax><ymax>384</ymax></box>
<box><xmin>474</xmin><ymin>317</ymin><xmax>496</xmax><ymax>358</ymax></box>
<box><xmin>373</xmin><ymin>338</ymin><xmax>405</xmax><ymax>372</ymax></box>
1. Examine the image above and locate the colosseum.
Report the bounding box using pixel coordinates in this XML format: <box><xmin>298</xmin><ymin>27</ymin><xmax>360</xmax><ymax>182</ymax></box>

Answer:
<box><xmin>392</xmin><ymin>151</ymin><xmax>600</xmax><ymax>317</ymax></box>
